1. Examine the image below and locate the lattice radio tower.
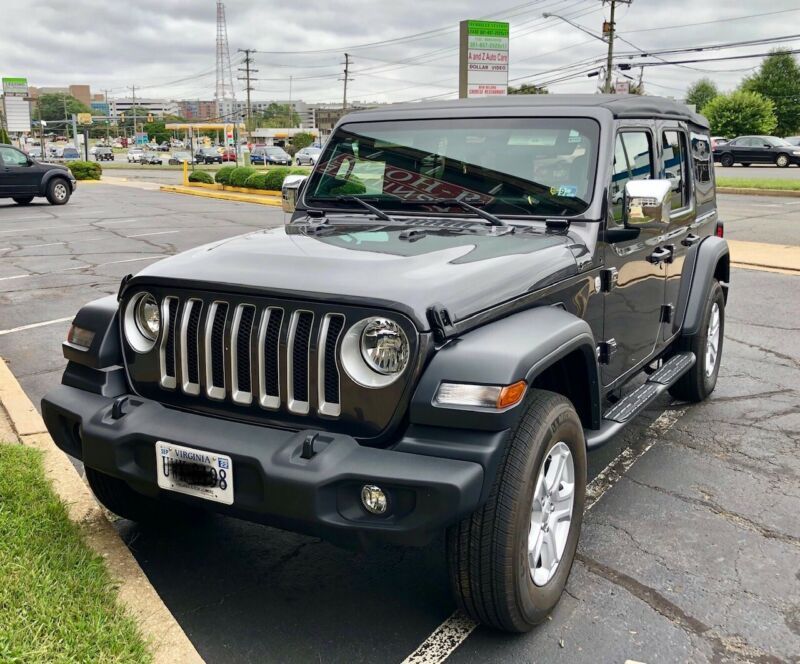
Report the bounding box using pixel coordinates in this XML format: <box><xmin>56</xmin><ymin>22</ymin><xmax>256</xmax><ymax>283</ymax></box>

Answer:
<box><xmin>215</xmin><ymin>1</ymin><xmax>237</xmax><ymax>119</ymax></box>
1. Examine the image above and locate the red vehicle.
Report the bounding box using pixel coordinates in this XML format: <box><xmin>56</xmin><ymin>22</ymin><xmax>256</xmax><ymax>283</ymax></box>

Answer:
<box><xmin>221</xmin><ymin>149</ymin><xmax>238</xmax><ymax>162</ymax></box>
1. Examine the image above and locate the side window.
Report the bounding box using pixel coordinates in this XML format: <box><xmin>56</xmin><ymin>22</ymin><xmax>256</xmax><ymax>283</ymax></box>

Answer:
<box><xmin>611</xmin><ymin>131</ymin><xmax>653</xmax><ymax>222</ymax></box>
<box><xmin>0</xmin><ymin>147</ymin><xmax>29</xmax><ymax>167</ymax></box>
<box><xmin>691</xmin><ymin>134</ymin><xmax>712</xmax><ymax>184</ymax></box>
<box><xmin>662</xmin><ymin>130</ymin><xmax>689</xmax><ymax>210</ymax></box>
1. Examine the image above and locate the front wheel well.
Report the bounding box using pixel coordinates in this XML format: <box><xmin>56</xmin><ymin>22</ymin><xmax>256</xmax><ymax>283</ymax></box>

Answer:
<box><xmin>529</xmin><ymin>348</ymin><xmax>599</xmax><ymax>429</ymax></box>
<box><xmin>714</xmin><ymin>253</ymin><xmax>730</xmax><ymax>302</ymax></box>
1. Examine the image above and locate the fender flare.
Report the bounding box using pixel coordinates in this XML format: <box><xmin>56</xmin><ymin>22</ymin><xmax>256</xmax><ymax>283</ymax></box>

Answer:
<box><xmin>39</xmin><ymin>168</ymin><xmax>71</xmax><ymax>196</ymax></box>
<box><xmin>409</xmin><ymin>306</ymin><xmax>601</xmax><ymax>432</ymax></box>
<box><xmin>63</xmin><ymin>295</ymin><xmax>122</xmax><ymax>369</ymax></box>
<box><xmin>679</xmin><ymin>236</ymin><xmax>729</xmax><ymax>337</ymax></box>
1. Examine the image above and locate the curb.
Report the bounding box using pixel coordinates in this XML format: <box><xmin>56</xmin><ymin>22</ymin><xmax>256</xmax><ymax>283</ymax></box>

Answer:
<box><xmin>0</xmin><ymin>358</ymin><xmax>204</xmax><ymax>664</ymax></box>
<box><xmin>717</xmin><ymin>187</ymin><xmax>800</xmax><ymax>198</ymax></box>
<box><xmin>160</xmin><ymin>184</ymin><xmax>282</xmax><ymax>207</ymax></box>
<box><xmin>728</xmin><ymin>239</ymin><xmax>800</xmax><ymax>275</ymax></box>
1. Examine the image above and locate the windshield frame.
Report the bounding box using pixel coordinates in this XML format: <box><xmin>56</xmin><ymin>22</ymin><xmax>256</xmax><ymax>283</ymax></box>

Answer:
<box><xmin>302</xmin><ymin>115</ymin><xmax>602</xmax><ymax>221</ymax></box>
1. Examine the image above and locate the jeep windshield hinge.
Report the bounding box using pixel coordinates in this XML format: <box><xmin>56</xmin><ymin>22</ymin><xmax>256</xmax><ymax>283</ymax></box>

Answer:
<box><xmin>427</xmin><ymin>304</ymin><xmax>456</xmax><ymax>343</ymax></box>
<box><xmin>117</xmin><ymin>273</ymin><xmax>132</xmax><ymax>301</ymax></box>
<box><xmin>597</xmin><ymin>339</ymin><xmax>618</xmax><ymax>364</ymax></box>
<box><xmin>600</xmin><ymin>267</ymin><xmax>618</xmax><ymax>292</ymax></box>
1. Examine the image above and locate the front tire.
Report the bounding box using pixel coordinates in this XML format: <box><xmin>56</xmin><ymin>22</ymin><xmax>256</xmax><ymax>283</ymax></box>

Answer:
<box><xmin>447</xmin><ymin>390</ymin><xmax>586</xmax><ymax>632</ymax></box>
<box><xmin>46</xmin><ymin>178</ymin><xmax>71</xmax><ymax>205</ymax></box>
<box><xmin>669</xmin><ymin>279</ymin><xmax>725</xmax><ymax>402</ymax></box>
<box><xmin>776</xmin><ymin>153</ymin><xmax>790</xmax><ymax>168</ymax></box>
<box><xmin>13</xmin><ymin>196</ymin><xmax>34</xmax><ymax>205</ymax></box>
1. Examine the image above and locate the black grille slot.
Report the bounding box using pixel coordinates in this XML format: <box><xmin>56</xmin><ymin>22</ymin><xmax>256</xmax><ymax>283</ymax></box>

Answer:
<box><xmin>165</xmin><ymin>298</ymin><xmax>178</xmax><ymax>378</ymax></box>
<box><xmin>324</xmin><ymin>315</ymin><xmax>344</xmax><ymax>405</ymax></box>
<box><xmin>210</xmin><ymin>303</ymin><xmax>228</xmax><ymax>389</ymax></box>
<box><xmin>292</xmin><ymin>312</ymin><xmax>313</xmax><ymax>403</ymax></box>
<box><xmin>186</xmin><ymin>302</ymin><xmax>201</xmax><ymax>385</ymax></box>
<box><xmin>264</xmin><ymin>309</ymin><xmax>283</xmax><ymax>398</ymax></box>
<box><xmin>236</xmin><ymin>306</ymin><xmax>255</xmax><ymax>393</ymax></box>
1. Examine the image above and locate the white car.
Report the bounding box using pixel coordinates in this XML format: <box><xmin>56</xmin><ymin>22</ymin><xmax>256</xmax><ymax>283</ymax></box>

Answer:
<box><xmin>127</xmin><ymin>148</ymin><xmax>145</xmax><ymax>163</ymax></box>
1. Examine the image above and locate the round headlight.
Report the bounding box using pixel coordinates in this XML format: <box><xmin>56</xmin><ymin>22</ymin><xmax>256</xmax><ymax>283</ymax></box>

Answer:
<box><xmin>135</xmin><ymin>293</ymin><xmax>160</xmax><ymax>341</ymax></box>
<box><xmin>360</xmin><ymin>317</ymin><xmax>409</xmax><ymax>375</ymax></box>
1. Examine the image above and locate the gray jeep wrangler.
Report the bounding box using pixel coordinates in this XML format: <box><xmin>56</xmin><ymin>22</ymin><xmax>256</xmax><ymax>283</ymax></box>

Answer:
<box><xmin>42</xmin><ymin>95</ymin><xmax>728</xmax><ymax>632</ymax></box>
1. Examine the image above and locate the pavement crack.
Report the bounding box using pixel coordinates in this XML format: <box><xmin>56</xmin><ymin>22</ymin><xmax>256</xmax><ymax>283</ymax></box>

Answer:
<box><xmin>727</xmin><ymin>335</ymin><xmax>800</xmax><ymax>369</ymax></box>
<box><xmin>710</xmin><ymin>388</ymin><xmax>795</xmax><ymax>404</ymax></box>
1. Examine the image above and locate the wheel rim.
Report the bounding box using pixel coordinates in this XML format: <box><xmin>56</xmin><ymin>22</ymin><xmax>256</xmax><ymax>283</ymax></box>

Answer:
<box><xmin>528</xmin><ymin>441</ymin><xmax>575</xmax><ymax>587</ymax></box>
<box><xmin>54</xmin><ymin>183</ymin><xmax>67</xmax><ymax>200</ymax></box>
<box><xmin>705</xmin><ymin>302</ymin><xmax>720</xmax><ymax>376</ymax></box>
<box><xmin>777</xmin><ymin>155</ymin><xmax>788</xmax><ymax>167</ymax></box>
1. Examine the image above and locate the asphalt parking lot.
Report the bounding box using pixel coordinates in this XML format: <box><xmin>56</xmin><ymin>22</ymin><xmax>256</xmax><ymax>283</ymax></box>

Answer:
<box><xmin>1</xmin><ymin>185</ymin><xmax>799</xmax><ymax>663</ymax></box>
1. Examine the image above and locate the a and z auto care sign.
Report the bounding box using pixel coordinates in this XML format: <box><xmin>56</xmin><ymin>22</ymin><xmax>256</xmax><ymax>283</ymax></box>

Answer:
<box><xmin>459</xmin><ymin>20</ymin><xmax>509</xmax><ymax>98</ymax></box>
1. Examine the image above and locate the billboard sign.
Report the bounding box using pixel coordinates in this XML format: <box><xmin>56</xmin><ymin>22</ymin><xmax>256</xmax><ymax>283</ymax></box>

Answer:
<box><xmin>2</xmin><ymin>77</ymin><xmax>28</xmax><ymax>96</ymax></box>
<box><xmin>459</xmin><ymin>20</ymin><xmax>509</xmax><ymax>98</ymax></box>
<box><xmin>3</xmin><ymin>96</ymin><xmax>31</xmax><ymax>133</ymax></box>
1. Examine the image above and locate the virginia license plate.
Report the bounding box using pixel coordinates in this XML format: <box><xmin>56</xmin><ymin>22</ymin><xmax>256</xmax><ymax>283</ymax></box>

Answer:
<box><xmin>155</xmin><ymin>441</ymin><xmax>234</xmax><ymax>505</ymax></box>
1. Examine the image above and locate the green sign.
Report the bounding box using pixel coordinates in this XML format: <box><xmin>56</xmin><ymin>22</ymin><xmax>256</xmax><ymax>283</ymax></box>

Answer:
<box><xmin>466</xmin><ymin>21</ymin><xmax>509</xmax><ymax>38</ymax></box>
<box><xmin>2</xmin><ymin>77</ymin><xmax>29</xmax><ymax>96</ymax></box>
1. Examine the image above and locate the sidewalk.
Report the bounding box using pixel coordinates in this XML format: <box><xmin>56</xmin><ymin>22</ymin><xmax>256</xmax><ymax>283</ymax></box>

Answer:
<box><xmin>728</xmin><ymin>239</ymin><xmax>800</xmax><ymax>274</ymax></box>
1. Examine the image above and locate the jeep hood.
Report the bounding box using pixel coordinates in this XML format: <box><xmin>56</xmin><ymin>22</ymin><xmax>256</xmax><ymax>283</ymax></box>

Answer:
<box><xmin>132</xmin><ymin>220</ymin><xmax>582</xmax><ymax>329</ymax></box>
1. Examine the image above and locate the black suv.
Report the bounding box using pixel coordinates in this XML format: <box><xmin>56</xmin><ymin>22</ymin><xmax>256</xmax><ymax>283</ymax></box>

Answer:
<box><xmin>95</xmin><ymin>146</ymin><xmax>115</xmax><ymax>162</ymax></box>
<box><xmin>0</xmin><ymin>144</ymin><xmax>76</xmax><ymax>205</ymax></box>
<box><xmin>42</xmin><ymin>96</ymin><xmax>729</xmax><ymax>632</ymax></box>
<box><xmin>713</xmin><ymin>135</ymin><xmax>800</xmax><ymax>167</ymax></box>
<box><xmin>196</xmin><ymin>147</ymin><xmax>223</xmax><ymax>164</ymax></box>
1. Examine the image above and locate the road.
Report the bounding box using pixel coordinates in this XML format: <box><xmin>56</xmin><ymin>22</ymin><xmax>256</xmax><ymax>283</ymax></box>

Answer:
<box><xmin>1</xmin><ymin>185</ymin><xmax>798</xmax><ymax>663</ymax></box>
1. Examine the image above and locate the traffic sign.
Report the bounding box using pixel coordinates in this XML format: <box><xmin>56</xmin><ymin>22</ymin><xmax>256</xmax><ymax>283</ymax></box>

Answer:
<box><xmin>77</xmin><ymin>113</ymin><xmax>93</xmax><ymax>125</ymax></box>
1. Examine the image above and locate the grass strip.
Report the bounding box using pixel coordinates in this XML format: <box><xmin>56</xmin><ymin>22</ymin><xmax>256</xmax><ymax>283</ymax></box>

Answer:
<box><xmin>0</xmin><ymin>444</ymin><xmax>151</xmax><ymax>664</ymax></box>
<box><xmin>716</xmin><ymin>177</ymin><xmax>800</xmax><ymax>191</ymax></box>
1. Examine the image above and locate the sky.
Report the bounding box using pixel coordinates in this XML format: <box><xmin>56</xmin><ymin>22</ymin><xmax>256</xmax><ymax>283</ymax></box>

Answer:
<box><xmin>1</xmin><ymin>0</ymin><xmax>798</xmax><ymax>105</ymax></box>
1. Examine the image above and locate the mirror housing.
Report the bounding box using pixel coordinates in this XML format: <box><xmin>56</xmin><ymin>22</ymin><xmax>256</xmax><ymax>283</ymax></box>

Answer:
<box><xmin>281</xmin><ymin>174</ymin><xmax>308</xmax><ymax>214</ymax></box>
<box><xmin>623</xmin><ymin>179</ymin><xmax>672</xmax><ymax>229</ymax></box>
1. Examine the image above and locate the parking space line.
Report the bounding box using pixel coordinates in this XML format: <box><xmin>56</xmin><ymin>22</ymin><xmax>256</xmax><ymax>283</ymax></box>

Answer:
<box><xmin>0</xmin><ymin>255</ymin><xmax>164</xmax><ymax>284</ymax></box>
<box><xmin>0</xmin><ymin>316</ymin><xmax>73</xmax><ymax>337</ymax></box>
<box><xmin>0</xmin><ymin>274</ymin><xmax>30</xmax><ymax>282</ymax></box>
<box><xmin>126</xmin><ymin>231</ymin><xmax>180</xmax><ymax>238</ymax></box>
<box><xmin>401</xmin><ymin>407</ymin><xmax>684</xmax><ymax>664</ymax></box>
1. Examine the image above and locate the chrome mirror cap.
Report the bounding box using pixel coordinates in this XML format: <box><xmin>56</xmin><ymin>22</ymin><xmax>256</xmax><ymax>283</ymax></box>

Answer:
<box><xmin>624</xmin><ymin>179</ymin><xmax>672</xmax><ymax>227</ymax></box>
<box><xmin>281</xmin><ymin>174</ymin><xmax>309</xmax><ymax>214</ymax></box>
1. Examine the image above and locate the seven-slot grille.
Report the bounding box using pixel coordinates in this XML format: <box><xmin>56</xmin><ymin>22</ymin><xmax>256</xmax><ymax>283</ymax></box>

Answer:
<box><xmin>157</xmin><ymin>295</ymin><xmax>346</xmax><ymax>418</ymax></box>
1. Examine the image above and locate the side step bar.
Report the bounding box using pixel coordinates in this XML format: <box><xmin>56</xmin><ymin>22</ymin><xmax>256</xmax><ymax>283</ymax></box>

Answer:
<box><xmin>584</xmin><ymin>352</ymin><xmax>695</xmax><ymax>450</ymax></box>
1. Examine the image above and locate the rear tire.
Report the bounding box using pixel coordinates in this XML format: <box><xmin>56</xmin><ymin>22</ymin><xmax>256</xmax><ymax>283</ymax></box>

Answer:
<box><xmin>13</xmin><ymin>196</ymin><xmax>34</xmax><ymax>205</ymax></box>
<box><xmin>46</xmin><ymin>178</ymin><xmax>71</xmax><ymax>205</ymax></box>
<box><xmin>720</xmin><ymin>154</ymin><xmax>734</xmax><ymax>167</ymax></box>
<box><xmin>669</xmin><ymin>279</ymin><xmax>725</xmax><ymax>402</ymax></box>
<box><xmin>446</xmin><ymin>390</ymin><xmax>586</xmax><ymax>632</ymax></box>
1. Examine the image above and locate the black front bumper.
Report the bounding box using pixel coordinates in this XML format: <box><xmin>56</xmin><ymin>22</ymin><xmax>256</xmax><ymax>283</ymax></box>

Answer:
<box><xmin>42</xmin><ymin>385</ymin><xmax>485</xmax><ymax>546</ymax></box>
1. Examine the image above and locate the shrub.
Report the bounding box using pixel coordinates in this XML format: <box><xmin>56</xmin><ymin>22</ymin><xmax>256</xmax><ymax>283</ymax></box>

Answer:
<box><xmin>229</xmin><ymin>167</ymin><xmax>257</xmax><ymax>187</ymax></box>
<box><xmin>262</xmin><ymin>167</ymin><xmax>291</xmax><ymax>190</ymax></box>
<box><xmin>329</xmin><ymin>176</ymin><xmax>366</xmax><ymax>196</ymax></box>
<box><xmin>244</xmin><ymin>172</ymin><xmax>270</xmax><ymax>190</ymax></box>
<box><xmin>68</xmin><ymin>161</ymin><xmax>101</xmax><ymax>180</ymax></box>
<box><xmin>188</xmin><ymin>170</ymin><xmax>214</xmax><ymax>184</ymax></box>
<box><xmin>214</xmin><ymin>165</ymin><xmax>237</xmax><ymax>185</ymax></box>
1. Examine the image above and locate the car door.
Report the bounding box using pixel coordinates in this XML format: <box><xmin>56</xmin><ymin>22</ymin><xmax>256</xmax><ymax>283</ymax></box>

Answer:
<box><xmin>0</xmin><ymin>146</ymin><xmax>39</xmax><ymax>195</ymax></box>
<box><xmin>659</xmin><ymin>126</ymin><xmax>695</xmax><ymax>340</ymax></box>
<box><xmin>602</xmin><ymin>126</ymin><xmax>667</xmax><ymax>385</ymax></box>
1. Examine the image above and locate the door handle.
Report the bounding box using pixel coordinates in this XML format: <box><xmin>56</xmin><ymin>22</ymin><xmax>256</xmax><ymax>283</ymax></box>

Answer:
<box><xmin>682</xmin><ymin>233</ymin><xmax>700</xmax><ymax>247</ymax></box>
<box><xmin>647</xmin><ymin>246</ymin><xmax>674</xmax><ymax>265</ymax></box>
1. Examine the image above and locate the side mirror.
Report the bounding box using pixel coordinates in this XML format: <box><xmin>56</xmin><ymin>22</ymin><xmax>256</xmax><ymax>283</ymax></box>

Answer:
<box><xmin>281</xmin><ymin>174</ymin><xmax>308</xmax><ymax>214</ymax></box>
<box><xmin>623</xmin><ymin>179</ymin><xmax>672</xmax><ymax>229</ymax></box>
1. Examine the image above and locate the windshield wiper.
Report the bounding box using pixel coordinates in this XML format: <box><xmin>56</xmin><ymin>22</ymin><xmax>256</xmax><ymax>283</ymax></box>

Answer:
<box><xmin>335</xmin><ymin>195</ymin><xmax>396</xmax><ymax>222</ymax></box>
<box><xmin>392</xmin><ymin>198</ymin><xmax>506</xmax><ymax>226</ymax></box>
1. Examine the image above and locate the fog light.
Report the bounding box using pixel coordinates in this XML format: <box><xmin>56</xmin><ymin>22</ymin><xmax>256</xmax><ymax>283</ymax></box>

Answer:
<box><xmin>361</xmin><ymin>484</ymin><xmax>388</xmax><ymax>515</ymax></box>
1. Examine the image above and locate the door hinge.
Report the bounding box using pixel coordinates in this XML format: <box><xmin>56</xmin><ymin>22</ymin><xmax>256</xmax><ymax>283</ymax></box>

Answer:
<box><xmin>660</xmin><ymin>304</ymin><xmax>674</xmax><ymax>323</ymax></box>
<box><xmin>427</xmin><ymin>304</ymin><xmax>456</xmax><ymax>343</ymax></box>
<box><xmin>599</xmin><ymin>267</ymin><xmax>618</xmax><ymax>292</ymax></box>
<box><xmin>597</xmin><ymin>339</ymin><xmax>618</xmax><ymax>365</ymax></box>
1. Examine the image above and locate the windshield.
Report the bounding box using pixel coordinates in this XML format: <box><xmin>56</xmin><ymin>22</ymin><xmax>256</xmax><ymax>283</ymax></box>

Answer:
<box><xmin>305</xmin><ymin>118</ymin><xmax>600</xmax><ymax>217</ymax></box>
<box><xmin>765</xmin><ymin>136</ymin><xmax>792</xmax><ymax>147</ymax></box>
<box><xmin>266</xmin><ymin>147</ymin><xmax>287</xmax><ymax>155</ymax></box>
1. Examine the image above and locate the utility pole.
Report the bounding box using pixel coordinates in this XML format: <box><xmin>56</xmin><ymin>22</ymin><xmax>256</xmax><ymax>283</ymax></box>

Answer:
<box><xmin>603</xmin><ymin>0</ymin><xmax>631</xmax><ymax>94</ymax></box>
<box><xmin>236</xmin><ymin>49</ymin><xmax>258</xmax><ymax>136</ymax></box>
<box><xmin>129</xmin><ymin>84</ymin><xmax>137</xmax><ymax>139</ymax></box>
<box><xmin>341</xmin><ymin>53</ymin><xmax>353</xmax><ymax>110</ymax></box>
<box><xmin>102</xmin><ymin>89</ymin><xmax>110</xmax><ymax>142</ymax></box>
<box><xmin>289</xmin><ymin>75</ymin><xmax>293</xmax><ymax>127</ymax></box>
<box><xmin>62</xmin><ymin>94</ymin><xmax>69</xmax><ymax>141</ymax></box>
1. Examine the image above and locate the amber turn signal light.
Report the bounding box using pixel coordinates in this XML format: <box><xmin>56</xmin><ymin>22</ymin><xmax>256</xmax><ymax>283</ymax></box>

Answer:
<box><xmin>497</xmin><ymin>380</ymin><xmax>527</xmax><ymax>409</ymax></box>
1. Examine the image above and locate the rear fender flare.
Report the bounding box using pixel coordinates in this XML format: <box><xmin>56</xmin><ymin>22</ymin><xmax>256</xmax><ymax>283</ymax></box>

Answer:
<box><xmin>678</xmin><ymin>236</ymin><xmax>729</xmax><ymax>337</ymax></box>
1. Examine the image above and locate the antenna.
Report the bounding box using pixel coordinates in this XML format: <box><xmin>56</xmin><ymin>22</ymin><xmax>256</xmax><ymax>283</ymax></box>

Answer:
<box><xmin>215</xmin><ymin>1</ymin><xmax>237</xmax><ymax>118</ymax></box>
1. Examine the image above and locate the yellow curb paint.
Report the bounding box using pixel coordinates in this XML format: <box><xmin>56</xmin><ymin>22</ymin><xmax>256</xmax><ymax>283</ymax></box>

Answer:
<box><xmin>160</xmin><ymin>184</ymin><xmax>282</xmax><ymax>207</ymax></box>
<box><xmin>728</xmin><ymin>239</ymin><xmax>800</xmax><ymax>273</ymax></box>
<box><xmin>732</xmin><ymin>262</ymin><xmax>800</xmax><ymax>276</ymax></box>
<box><xmin>0</xmin><ymin>358</ymin><xmax>204</xmax><ymax>664</ymax></box>
<box><xmin>717</xmin><ymin>187</ymin><xmax>800</xmax><ymax>198</ymax></box>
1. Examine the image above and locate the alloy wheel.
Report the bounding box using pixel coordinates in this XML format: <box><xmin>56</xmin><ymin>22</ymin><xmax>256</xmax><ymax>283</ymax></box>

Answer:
<box><xmin>705</xmin><ymin>302</ymin><xmax>720</xmax><ymax>376</ymax></box>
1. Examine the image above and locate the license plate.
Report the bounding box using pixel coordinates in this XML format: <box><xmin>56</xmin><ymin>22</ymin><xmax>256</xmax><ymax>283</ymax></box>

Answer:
<box><xmin>155</xmin><ymin>441</ymin><xmax>234</xmax><ymax>505</ymax></box>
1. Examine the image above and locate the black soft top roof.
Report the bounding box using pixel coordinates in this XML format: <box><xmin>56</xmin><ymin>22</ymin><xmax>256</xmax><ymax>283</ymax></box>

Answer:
<box><xmin>347</xmin><ymin>94</ymin><xmax>709</xmax><ymax>129</ymax></box>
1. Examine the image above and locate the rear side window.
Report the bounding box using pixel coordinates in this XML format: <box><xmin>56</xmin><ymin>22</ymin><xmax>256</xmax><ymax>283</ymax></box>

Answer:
<box><xmin>662</xmin><ymin>130</ymin><xmax>689</xmax><ymax>210</ymax></box>
<box><xmin>691</xmin><ymin>134</ymin><xmax>712</xmax><ymax>183</ymax></box>
<box><xmin>611</xmin><ymin>131</ymin><xmax>653</xmax><ymax>221</ymax></box>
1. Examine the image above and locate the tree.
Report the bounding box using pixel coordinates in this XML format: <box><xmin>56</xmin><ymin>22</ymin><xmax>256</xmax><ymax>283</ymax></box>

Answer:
<box><xmin>703</xmin><ymin>91</ymin><xmax>777</xmax><ymax>137</ymax></box>
<box><xmin>291</xmin><ymin>132</ymin><xmax>315</xmax><ymax>151</ymax></box>
<box><xmin>741</xmin><ymin>49</ymin><xmax>800</xmax><ymax>136</ymax></box>
<box><xmin>508</xmin><ymin>83</ymin><xmax>548</xmax><ymax>95</ymax></box>
<box><xmin>257</xmin><ymin>103</ymin><xmax>300</xmax><ymax>128</ymax></box>
<box><xmin>685</xmin><ymin>78</ymin><xmax>718</xmax><ymax>113</ymax></box>
<box><xmin>33</xmin><ymin>93</ymin><xmax>90</xmax><ymax>122</ymax></box>
<box><xmin>143</xmin><ymin>121</ymin><xmax>170</xmax><ymax>144</ymax></box>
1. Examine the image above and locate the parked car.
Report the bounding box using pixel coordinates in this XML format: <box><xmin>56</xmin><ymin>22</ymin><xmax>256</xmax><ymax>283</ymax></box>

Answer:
<box><xmin>713</xmin><ymin>135</ymin><xmax>800</xmax><ymax>167</ymax></box>
<box><xmin>95</xmin><ymin>147</ymin><xmax>114</xmax><ymax>162</ymax></box>
<box><xmin>0</xmin><ymin>143</ymin><xmax>76</xmax><ymax>205</ymax></box>
<box><xmin>62</xmin><ymin>147</ymin><xmax>80</xmax><ymax>161</ymax></box>
<box><xmin>294</xmin><ymin>147</ymin><xmax>321</xmax><ymax>166</ymax></box>
<box><xmin>168</xmin><ymin>151</ymin><xmax>195</xmax><ymax>165</ymax></box>
<box><xmin>221</xmin><ymin>149</ymin><xmax>238</xmax><ymax>162</ymax></box>
<box><xmin>140</xmin><ymin>152</ymin><xmax>162</xmax><ymax>165</ymax></box>
<box><xmin>196</xmin><ymin>147</ymin><xmax>223</xmax><ymax>164</ymax></box>
<box><xmin>127</xmin><ymin>148</ymin><xmax>145</xmax><ymax>163</ymax></box>
<box><xmin>250</xmin><ymin>146</ymin><xmax>291</xmax><ymax>165</ymax></box>
<box><xmin>42</xmin><ymin>96</ymin><xmax>731</xmax><ymax>633</ymax></box>
<box><xmin>710</xmin><ymin>136</ymin><xmax>728</xmax><ymax>150</ymax></box>
<box><xmin>784</xmin><ymin>136</ymin><xmax>800</xmax><ymax>147</ymax></box>
<box><xmin>26</xmin><ymin>146</ymin><xmax>43</xmax><ymax>159</ymax></box>
<box><xmin>156</xmin><ymin>142</ymin><xmax>171</xmax><ymax>152</ymax></box>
